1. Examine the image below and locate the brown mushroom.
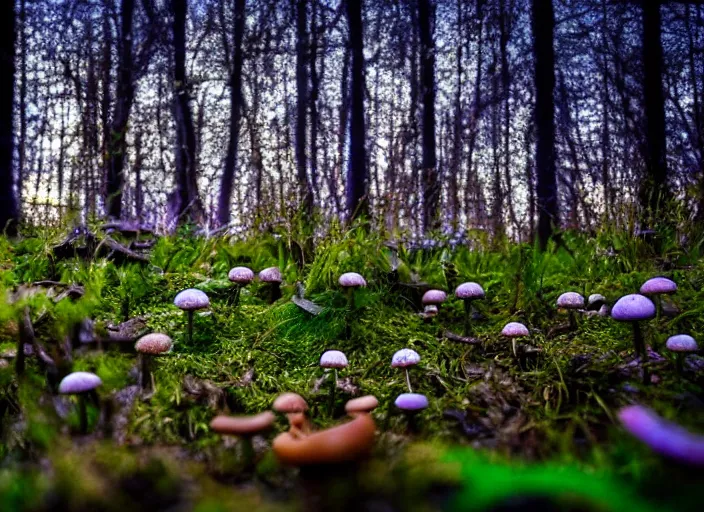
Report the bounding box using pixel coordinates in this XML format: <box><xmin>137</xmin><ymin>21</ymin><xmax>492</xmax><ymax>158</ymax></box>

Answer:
<box><xmin>345</xmin><ymin>395</ymin><xmax>379</xmax><ymax>416</ymax></box>
<box><xmin>210</xmin><ymin>411</ymin><xmax>275</xmax><ymax>468</ymax></box>
<box><xmin>273</xmin><ymin>392</ymin><xmax>310</xmax><ymax>436</ymax></box>
<box><xmin>272</xmin><ymin>413</ymin><xmax>376</xmax><ymax>466</ymax></box>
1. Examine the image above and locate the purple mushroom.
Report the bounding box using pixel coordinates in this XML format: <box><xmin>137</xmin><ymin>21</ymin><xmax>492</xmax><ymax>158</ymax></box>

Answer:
<box><xmin>392</xmin><ymin>348</ymin><xmax>421</xmax><ymax>392</ymax></box>
<box><xmin>422</xmin><ymin>290</ymin><xmax>447</xmax><ymax>307</ymax></box>
<box><xmin>455</xmin><ymin>282</ymin><xmax>485</xmax><ymax>336</ymax></box>
<box><xmin>320</xmin><ymin>350</ymin><xmax>349</xmax><ymax>414</ymax></box>
<box><xmin>59</xmin><ymin>371</ymin><xmax>102</xmax><ymax>434</ymax></box>
<box><xmin>618</xmin><ymin>405</ymin><xmax>704</xmax><ymax>466</ymax></box>
<box><xmin>227</xmin><ymin>266</ymin><xmax>254</xmax><ymax>308</ymax></box>
<box><xmin>259</xmin><ymin>267</ymin><xmax>283</xmax><ymax>303</ymax></box>
<box><xmin>665</xmin><ymin>334</ymin><xmax>698</xmax><ymax>374</ymax></box>
<box><xmin>640</xmin><ymin>277</ymin><xmax>677</xmax><ymax>320</ymax></box>
<box><xmin>611</xmin><ymin>294</ymin><xmax>655</xmax><ymax>384</ymax></box>
<box><xmin>135</xmin><ymin>333</ymin><xmax>173</xmax><ymax>391</ymax></box>
<box><xmin>556</xmin><ymin>292</ymin><xmax>585</xmax><ymax>330</ymax></box>
<box><xmin>339</xmin><ymin>272</ymin><xmax>367</xmax><ymax>309</ymax></box>
<box><xmin>395</xmin><ymin>392</ymin><xmax>428</xmax><ymax>433</ymax></box>
<box><xmin>502</xmin><ymin>322</ymin><xmax>530</xmax><ymax>358</ymax></box>
<box><xmin>174</xmin><ymin>288</ymin><xmax>210</xmax><ymax>343</ymax></box>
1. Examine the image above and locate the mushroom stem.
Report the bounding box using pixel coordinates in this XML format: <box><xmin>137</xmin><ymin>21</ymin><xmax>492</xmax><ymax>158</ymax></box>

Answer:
<box><xmin>675</xmin><ymin>353</ymin><xmax>684</xmax><ymax>375</ymax></box>
<box><xmin>329</xmin><ymin>370</ymin><xmax>337</xmax><ymax>415</ymax></box>
<box><xmin>405</xmin><ymin>368</ymin><xmax>413</xmax><ymax>393</ymax></box>
<box><xmin>655</xmin><ymin>296</ymin><xmax>662</xmax><ymax>322</ymax></box>
<box><xmin>270</xmin><ymin>283</ymin><xmax>281</xmax><ymax>304</ymax></box>
<box><xmin>568</xmin><ymin>310</ymin><xmax>577</xmax><ymax>330</ymax></box>
<box><xmin>139</xmin><ymin>353</ymin><xmax>152</xmax><ymax>390</ymax></box>
<box><xmin>633</xmin><ymin>322</ymin><xmax>649</xmax><ymax>385</ymax></box>
<box><xmin>78</xmin><ymin>394</ymin><xmax>87</xmax><ymax>434</ymax></box>
<box><xmin>463</xmin><ymin>299</ymin><xmax>472</xmax><ymax>336</ymax></box>
<box><xmin>404</xmin><ymin>411</ymin><xmax>419</xmax><ymax>434</ymax></box>
<box><xmin>233</xmin><ymin>285</ymin><xmax>241</xmax><ymax>308</ymax></box>
<box><xmin>187</xmin><ymin>310</ymin><xmax>194</xmax><ymax>343</ymax></box>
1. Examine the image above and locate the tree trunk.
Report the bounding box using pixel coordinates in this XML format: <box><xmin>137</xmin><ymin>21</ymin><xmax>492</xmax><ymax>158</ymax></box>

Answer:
<box><xmin>532</xmin><ymin>0</ymin><xmax>558</xmax><ymax>250</ymax></box>
<box><xmin>466</xmin><ymin>0</ymin><xmax>485</xmax><ymax>229</ymax></box>
<box><xmin>296</xmin><ymin>0</ymin><xmax>313</xmax><ymax>221</ymax></box>
<box><xmin>499</xmin><ymin>0</ymin><xmax>518</xmax><ymax>237</ymax></box>
<box><xmin>101</xmin><ymin>0</ymin><xmax>112</xmax><ymax>208</ymax></box>
<box><xmin>105</xmin><ymin>0</ymin><xmax>135</xmax><ymax>220</ymax></box>
<box><xmin>0</xmin><ymin>0</ymin><xmax>19</xmax><ymax>234</ymax></box>
<box><xmin>418</xmin><ymin>0</ymin><xmax>438</xmax><ymax>233</ymax></box>
<box><xmin>172</xmin><ymin>0</ymin><xmax>203</xmax><ymax>224</ymax></box>
<box><xmin>217</xmin><ymin>0</ymin><xmax>246</xmax><ymax>227</ymax></box>
<box><xmin>449</xmin><ymin>0</ymin><xmax>463</xmax><ymax>231</ymax></box>
<box><xmin>17</xmin><ymin>0</ymin><xmax>26</xmax><ymax>215</ymax></box>
<box><xmin>640</xmin><ymin>2</ymin><xmax>669</xmax><ymax>218</ymax></box>
<box><xmin>346</xmin><ymin>0</ymin><xmax>367</xmax><ymax>221</ymax></box>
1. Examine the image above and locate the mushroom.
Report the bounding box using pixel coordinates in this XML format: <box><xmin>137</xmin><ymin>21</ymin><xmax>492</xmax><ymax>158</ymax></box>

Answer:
<box><xmin>618</xmin><ymin>405</ymin><xmax>704</xmax><ymax>466</ymax></box>
<box><xmin>272</xmin><ymin>413</ymin><xmax>376</xmax><ymax>466</ymax></box>
<box><xmin>501</xmin><ymin>322</ymin><xmax>530</xmax><ymax>359</ymax></box>
<box><xmin>665</xmin><ymin>334</ymin><xmax>698</xmax><ymax>374</ymax></box>
<box><xmin>640</xmin><ymin>277</ymin><xmax>677</xmax><ymax>320</ymax></box>
<box><xmin>338</xmin><ymin>272</ymin><xmax>367</xmax><ymax>310</ymax></box>
<box><xmin>134</xmin><ymin>333</ymin><xmax>172</xmax><ymax>391</ymax></box>
<box><xmin>587</xmin><ymin>294</ymin><xmax>606</xmax><ymax>311</ymax></box>
<box><xmin>395</xmin><ymin>392</ymin><xmax>428</xmax><ymax>433</ymax></box>
<box><xmin>345</xmin><ymin>395</ymin><xmax>379</xmax><ymax>417</ymax></box>
<box><xmin>273</xmin><ymin>392</ymin><xmax>310</xmax><ymax>437</ymax></box>
<box><xmin>319</xmin><ymin>350</ymin><xmax>348</xmax><ymax>415</ymax></box>
<box><xmin>227</xmin><ymin>266</ymin><xmax>254</xmax><ymax>308</ymax></box>
<box><xmin>391</xmin><ymin>348</ymin><xmax>421</xmax><ymax>393</ymax></box>
<box><xmin>611</xmin><ymin>294</ymin><xmax>656</xmax><ymax>384</ymax></box>
<box><xmin>258</xmin><ymin>267</ymin><xmax>283</xmax><ymax>303</ymax></box>
<box><xmin>210</xmin><ymin>411</ymin><xmax>275</xmax><ymax>469</ymax></box>
<box><xmin>174</xmin><ymin>288</ymin><xmax>210</xmax><ymax>343</ymax></box>
<box><xmin>58</xmin><ymin>371</ymin><xmax>102</xmax><ymax>434</ymax></box>
<box><xmin>454</xmin><ymin>282</ymin><xmax>485</xmax><ymax>336</ymax></box>
<box><xmin>556</xmin><ymin>292</ymin><xmax>585</xmax><ymax>330</ymax></box>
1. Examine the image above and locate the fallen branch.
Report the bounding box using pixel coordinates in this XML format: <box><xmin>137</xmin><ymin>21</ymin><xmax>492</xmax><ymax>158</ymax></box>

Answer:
<box><xmin>444</xmin><ymin>330</ymin><xmax>482</xmax><ymax>345</ymax></box>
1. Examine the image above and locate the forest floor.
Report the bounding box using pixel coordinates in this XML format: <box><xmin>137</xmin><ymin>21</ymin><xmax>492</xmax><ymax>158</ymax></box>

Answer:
<box><xmin>0</xmin><ymin>223</ymin><xmax>703</xmax><ymax>511</ymax></box>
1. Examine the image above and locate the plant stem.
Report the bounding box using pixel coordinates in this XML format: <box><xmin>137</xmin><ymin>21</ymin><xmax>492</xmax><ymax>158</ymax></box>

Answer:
<box><xmin>633</xmin><ymin>322</ymin><xmax>649</xmax><ymax>385</ymax></box>
<box><xmin>233</xmin><ymin>285</ymin><xmax>241</xmax><ymax>308</ymax></box>
<box><xmin>405</xmin><ymin>368</ymin><xmax>412</xmax><ymax>393</ymax></box>
<box><xmin>675</xmin><ymin>353</ymin><xmax>683</xmax><ymax>374</ymax></box>
<box><xmin>568</xmin><ymin>310</ymin><xmax>576</xmax><ymax>330</ymax></box>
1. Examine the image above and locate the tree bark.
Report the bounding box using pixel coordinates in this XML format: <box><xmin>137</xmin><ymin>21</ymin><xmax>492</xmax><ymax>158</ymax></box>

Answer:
<box><xmin>0</xmin><ymin>0</ymin><xmax>19</xmax><ymax>234</ymax></box>
<box><xmin>532</xmin><ymin>0</ymin><xmax>558</xmax><ymax>250</ymax></box>
<box><xmin>296</xmin><ymin>0</ymin><xmax>313</xmax><ymax>221</ymax></box>
<box><xmin>346</xmin><ymin>0</ymin><xmax>367</xmax><ymax>221</ymax></box>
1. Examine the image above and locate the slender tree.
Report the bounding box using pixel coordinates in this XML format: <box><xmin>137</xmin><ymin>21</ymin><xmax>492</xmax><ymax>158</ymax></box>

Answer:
<box><xmin>0</xmin><ymin>0</ymin><xmax>19</xmax><ymax>234</ymax></box>
<box><xmin>296</xmin><ymin>0</ymin><xmax>313</xmax><ymax>221</ymax></box>
<box><xmin>532</xmin><ymin>0</ymin><xmax>558</xmax><ymax>250</ymax></box>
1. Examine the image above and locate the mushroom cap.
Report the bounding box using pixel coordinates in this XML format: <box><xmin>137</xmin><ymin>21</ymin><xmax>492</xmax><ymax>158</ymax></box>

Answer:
<box><xmin>258</xmin><ymin>267</ymin><xmax>283</xmax><ymax>283</ymax></box>
<box><xmin>59</xmin><ymin>371</ymin><xmax>102</xmax><ymax>394</ymax></box>
<box><xmin>395</xmin><ymin>393</ymin><xmax>429</xmax><ymax>411</ymax></box>
<box><xmin>611</xmin><ymin>294</ymin><xmax>656</xmax><ymax>322</ymax></box>
<box><xmin>320</xmin><ymin>350</ymin><xmax>349</xmax><ymax>369</ymax></box>
<box><xmin>338</xmin><ymin>272</ymin><xmax>367</xmax><ymax>288</ymax></box>
<box><xmin>640</xmin><ymin>277</ymin><xmax>677</xmax><ymax>296</ymax></box>
<box><xmin>587</xmin><ymin>293</ymin><xmax>607</xmax><ymax>310</ymax></box>
<box><xmin>391</xmin><ymin>348</ymin><xmax>421</xmax><ymax>368</ymax></box>
<box><xmin>455</xmin><ymin>282</ymin><xmax>485</xmax><ymax>300</ymax></box>
<box><xmin>501</xmin><ymin>322</ymin><xmax>529</xmax><ymax>338</ymax></box>
<box><xmin>210</xmin><ymin>411</ymin><xmax>275</xmax><ymax>436</ymax></box>
<box><xmin>423</xmin><ymin>305</ymin><xmax>438</xmax><ymax>316</ymax></box>
<box><xmin>556</xmin><ymin>292</ymin><xmax>585</xmax><ymax>309</ymax></box>
<box><xmin>618</xmin><ymin>405</ymin><xmax>704</xmax><ymax>466</ymax></box>
<box><xmin>135</xmin><ymin>333</ymin><xmax>173</xmax><ymax>355</ymax></box>
<box><xmin>666</xmin><ymin>334</ymin><xmax>698</xmax><ymax>353</ymax></box>
<box><xmin>345</xmin><ymin>395</ymin><xmax>379</xmax><ymax>415</ymax></box>
<box><xmin>174</xmin><ymin>288</ymin><xmax>210</xmax><ymax>311</ymax></box>
<box><xmin>273</xmin><ymin>392</ymin><xmax>309</xmax><ymax>413</ymax></box>
<box><xmin>272</xmin><ymin>413</ymin><xmax>376</xmax><ymax>466</ymax></box>
<box><xmin>422</xmin><ymin>289</ymin><xmax>447</xmax><ymax>305</ymax></box>
<box><xmin>228</xmin><ymin>266</ymin><xmax>255</xmax><ymax>284</ymax></box>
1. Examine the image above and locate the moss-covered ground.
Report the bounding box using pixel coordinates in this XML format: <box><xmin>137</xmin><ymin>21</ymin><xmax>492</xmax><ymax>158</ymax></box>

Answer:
<box><xmin>0</xmin><ymin>223</ymin><xmax>703</xmax><ymax>511</ymax></box>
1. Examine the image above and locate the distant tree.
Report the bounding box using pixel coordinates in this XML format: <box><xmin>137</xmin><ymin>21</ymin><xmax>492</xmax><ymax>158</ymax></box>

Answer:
<box><xmin>532</xmin><ymin>0</ymin><xmax>558</xmax><ymax>250</ymax></box>
<box><xmin>296</xmin><ymin>0</ymin><xmax>313</xmax><ymax>222</ymax></box>
<box><xmin>0</xmin><ymin>0</ymin><xmax>19</xmax><ymax>234</ymax></box>
<box><xmin>346</xmin><ymin>0</ymin><xmax>367</xmax><ymax>221</ymax></box>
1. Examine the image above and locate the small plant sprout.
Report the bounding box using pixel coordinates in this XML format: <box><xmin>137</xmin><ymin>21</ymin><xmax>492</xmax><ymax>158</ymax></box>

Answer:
<box><xmin>395</xmin><ymin>392</ymin><xmax>428</xmax><ymax>433</ymax></box>
<box><xmin>272</xmin><ymin>413</ymin><xmax>376</xmax><ymax>466</ymax></box>
<box><xmin>134</xmin><ymin>333</ymin><xmax>172</xmax><ymax>391</ymax></box>
<box><xmin>339</xmin><ymin>272</ymin><xmax>367</xmax><ymax>310</ymax></box>
<box><xmin>391</xmin><ymin>348</ymin><xmax>421</xmax><ymax>392</ymax></box>
<box><xmin>618</xmin><ymin>405</ymin><xmax>704</xmax><ymax>466</ymax></box>
<box><xmin>556</xmin><ymin>292</ymin><xmax>585</xmax><ymax>329</ymax></box>
<box><xmin>273</xmin><ymin>392</ymin><xmax>310</xmax><ymax>437</ymax></box>
<box><xmin>501</xmin><ymin>322</ymin><xmax>530</xmax><ymax>358</ymax></box>
<box><xmin>58</xmin><ymin>371</ymin><xmax>102</xmax><ymax>434</ymax></box>
<box><xmin>665</xmin><ymin>334</ymin><xmax>698</xmax><ymax>374</ymax></box>
<box><xmin>611</xmin><ymin>294</ymin><xmax>656</xmax><ymax>384</ymax></box>
<box><xmin>210</xmin><ymin>411</ymin><xmax>275</xmax><ymax>470</ymax></box>
<box><xmin>454</xmin><ymin>282</ymin><xmax>485</xmax><ymax>336</ymax></box>
<box><xmin>319</xmin><ymin>350</ymin><xmax>348</xmax><ymax>415</ymax></box>
<box><xmin>174</xmin><ymin>288</ymin><xmax>210</xmax><ymax>342</ymax></box>
<box><xmin>258</xmin><ymin>267</ymin><xmax>283</xmax><ymax>303</ymax></box>
<box><xmin>640</xmin><ymin>277</ymin><xmax>677</xmax><ymax>320</ymax></box>
<box><xmin>227</xmin><ymin>266</ymin><xmax>254</xmax><ymax>308</ymax></box>
<box><xmin>345</xmin><ymin>395</ymin><xmax>379</xmax><ymax>417</ymax></box>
